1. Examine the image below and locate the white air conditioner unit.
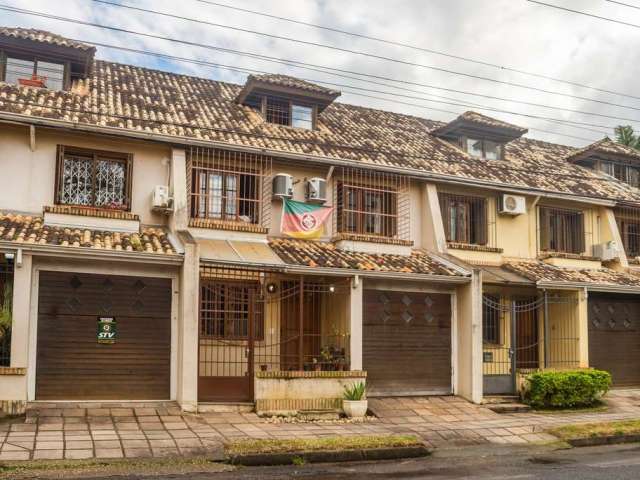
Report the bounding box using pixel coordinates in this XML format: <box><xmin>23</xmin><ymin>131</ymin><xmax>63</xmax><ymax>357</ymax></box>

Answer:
<box><xmin>498</xmin><ymin>194</ymin><xmax>526</xmax><ymax>215</ymax></box>
<box><xmin>272</xmin><ymin>173</ymin><xmax>294</xmax><ymax>199</ymax></box>
<box><xmin>593</xmin><ymin>241</ymin><xmax>620</xmax><ymax>261</ymax></box>
<box><xmin>306</xmin><ymin>177</ymin><xmax>327</xmax><ymax>203</ymax></box>
<box><xmin>152</xmin><ymin>185</ymin><xmax>173</xmax><ymax>209</ymax></box>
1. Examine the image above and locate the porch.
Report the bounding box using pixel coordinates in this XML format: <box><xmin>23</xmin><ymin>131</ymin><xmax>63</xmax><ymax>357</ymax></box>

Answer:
<box><xmin>197</xmin><ymin>264</ymin><xmax>364</xmax><ymax>413</ymax></box>
<box><xmin>482</xmin><ymin>286</ymin><xmax>583</xmax><ymax>395</ymax></box>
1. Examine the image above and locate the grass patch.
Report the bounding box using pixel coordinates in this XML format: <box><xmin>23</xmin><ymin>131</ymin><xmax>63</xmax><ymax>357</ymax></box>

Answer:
<box><xmin>225</xmin><ymin>434</ymin><xmax>421</xmax><ymax>455</ymax></box>
<box><xmin>548</xmin><ymin>419</ymin><xmax>640</xmax><ymax>441</ymax></box>
<box><xmin>0</xmin><ymin>456</ymin><xmax>229</xmax><ymax>480</ymax></box>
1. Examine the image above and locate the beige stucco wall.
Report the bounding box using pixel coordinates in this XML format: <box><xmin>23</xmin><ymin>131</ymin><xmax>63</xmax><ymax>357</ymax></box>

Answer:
<box><xmin>0</xmin><ymin>124</ymin><xmax>171</xmax><ymax>226</ymax></box>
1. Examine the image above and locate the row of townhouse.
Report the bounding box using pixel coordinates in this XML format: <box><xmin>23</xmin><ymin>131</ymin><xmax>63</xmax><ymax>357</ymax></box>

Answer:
<box><xmin>1</xmin><ymin>27</ymin><xmax>640</xmax><ymax>414</ymax></box>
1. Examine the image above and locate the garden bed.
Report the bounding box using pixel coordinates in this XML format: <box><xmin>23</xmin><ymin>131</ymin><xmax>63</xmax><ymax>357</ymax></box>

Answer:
<box><xmin>548</xmin><ymin>419</ymin><xmax>640</xmax><ymax>447</ymax></box>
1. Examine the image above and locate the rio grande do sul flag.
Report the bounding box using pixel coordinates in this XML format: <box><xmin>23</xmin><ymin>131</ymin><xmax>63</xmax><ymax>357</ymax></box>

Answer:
<box><xmin>281</xmin><ymin>199</ymin><xmax>334</xmax><ymax>239</ymax></box>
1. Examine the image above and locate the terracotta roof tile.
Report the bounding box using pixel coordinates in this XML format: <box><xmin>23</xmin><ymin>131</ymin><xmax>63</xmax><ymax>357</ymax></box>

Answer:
<box><xmin>269</xmin><ymin>238</ymin><xmax>466</xmax><ymax>276</ymax></box>
<box><xmin>503</xmin><ymin>260</ymin><xmax>640</xmax><ymax>287</ymax></box>
<box><xmin>566</xmin><ymin>137</ymin><xmax>640</xmax><ymax>163</ymax></box>
<box><xmin>0</xmin><ymin>212</ymin><xmax>176</xmax><ymax>254</ymax></box>
<box><xmin>0</xmin><ymin>27</ymin><xmax>96</xmax><ymax>52</ymax></box>
<box><xmin>432</xmin><ymin>110</ymin><xmax>528</xmax><ymax>136</ymax></box>
<box><xmin>248</xmin><ymin>73</ymin><xmax>340</xmax><ymax>97</ymax></box>
<box><xmin>0</xmin><ymin>47</ymin><xmax>639</xmax><ymax>203</ymax></box>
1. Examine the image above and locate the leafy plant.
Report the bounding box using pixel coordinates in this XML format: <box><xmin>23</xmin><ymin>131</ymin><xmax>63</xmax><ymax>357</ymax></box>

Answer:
<box><xmin>523</xmin><ymin>369</ymin><xmax>611</xmax><ymax>409</ymax></box>
<box><xmin>0</xmin><ymin>282</ymin><xmax>13</xmax><ymax>332</ymax></box>
<box><xmin>343</xmin><ymin>381</ymin><xmax>366</xmax><ymax>401</ymax></box>
<box><xmin>615</xmin><ymin>125</ymin><xmax>640</xmax><ymax>150</ymax></box>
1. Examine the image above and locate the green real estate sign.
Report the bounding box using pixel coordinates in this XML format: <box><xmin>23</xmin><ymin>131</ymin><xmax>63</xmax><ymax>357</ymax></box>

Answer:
<box><xmin>97</xmin><ymin>317</ymin><xmax>117</xmax><ymax>344</ymax></box>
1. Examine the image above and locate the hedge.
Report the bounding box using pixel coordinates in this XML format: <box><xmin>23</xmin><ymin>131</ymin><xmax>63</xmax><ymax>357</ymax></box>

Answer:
<box><xmin>522</xmin><ymin>369</ymin><xmax>611</xmax><ymax>409</ymax></box>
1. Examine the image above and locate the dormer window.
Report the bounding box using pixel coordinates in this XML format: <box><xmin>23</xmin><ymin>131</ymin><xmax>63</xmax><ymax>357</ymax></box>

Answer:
<box><xmin>465</xmin><ymin>138</ymin><xmax>502</xmax><ymax>160</ymax></box>
<box><xmin>3</xmin><ymin>56</ymin><xmax>65</xmax><ymax>90</ymax></box>
<box><xmin>0</xmin><ymin>27</ymin><xmax>96</xmax><ymax>92</ymax></box>
<box><xmin>566</xmin><ymin>138</ymin><xmax>640</xmax><ymax>189</ymax></box>
<box><xmin>237</xmin><ymin>74</ymin><xmax>340</xmax><ymax>131</ymax></box>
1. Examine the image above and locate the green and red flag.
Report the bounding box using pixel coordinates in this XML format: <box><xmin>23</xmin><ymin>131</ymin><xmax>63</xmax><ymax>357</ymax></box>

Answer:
<box><xmin>281</xmin><ymin>199</ymin><xmax>334</xmax><ymax>239</ymax></box>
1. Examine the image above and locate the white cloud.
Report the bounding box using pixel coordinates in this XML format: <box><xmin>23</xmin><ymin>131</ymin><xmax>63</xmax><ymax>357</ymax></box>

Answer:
<box><xmin>3</xmin><ymin>0</ymin><xmax>640</xmax><ymax>146</ymax></box>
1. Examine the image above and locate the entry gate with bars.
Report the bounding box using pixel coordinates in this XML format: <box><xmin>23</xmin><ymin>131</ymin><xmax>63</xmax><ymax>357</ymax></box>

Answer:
<box><xmin>482</xmin><ymin>292</ymin><xmax>579</xmax><ymax>394</ymax></box>
<box><xmin>198</xmin><ymin>265</ymin><xmax>351</xmax><ymax>402</ymax></box>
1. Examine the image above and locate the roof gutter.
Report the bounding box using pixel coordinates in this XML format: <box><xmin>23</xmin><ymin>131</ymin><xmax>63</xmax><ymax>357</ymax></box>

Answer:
<box><xmin>199</xmin><ymin>257</ymin><xmax>471</xmax><ymax>283</ymax></box>
<box><xmin>0</xmin><ymin>241</ymin><xmax>183</xmax><ymax>265</ymax></box>
<box><xmin>0</xmin><ymin>113</ymin><xmax>619</xmax><ymax>207</ymax></box>
<box><xmin>537</xmin><ymin>280</ymin><xmax>640</xmax><ymax>294</ymax></box>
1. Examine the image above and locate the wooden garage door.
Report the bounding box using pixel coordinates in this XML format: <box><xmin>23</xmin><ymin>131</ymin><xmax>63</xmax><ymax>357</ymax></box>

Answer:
<box><xmin>589</xmin><ymin>293</ymin><xmax>640</xmax><ymax>386</ymax></box>
<box><xmin>363</xmin><ymin>290</ymin><xmax>451</xmax><ymax>396</ymax></box>
<box><xmin>36</xmin><ymin>272</ymin><xmax>172</xmax><ymax>400</ymax></box>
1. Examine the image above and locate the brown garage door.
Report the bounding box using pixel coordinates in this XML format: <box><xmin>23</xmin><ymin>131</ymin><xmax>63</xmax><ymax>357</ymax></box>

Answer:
<box><xmin>589</xmin><ymin>292</ymin><xmax>640</xmax><ymax>386</ymax></box>
<box><xmin>363</xmin><ymin>290</ymin><xmax>451</xmax><ymax>396</ymax></box>
<box><xmin>36</xmin><ymin>271</ymin><xmax>172</xmax><ymax>400</ymax></box>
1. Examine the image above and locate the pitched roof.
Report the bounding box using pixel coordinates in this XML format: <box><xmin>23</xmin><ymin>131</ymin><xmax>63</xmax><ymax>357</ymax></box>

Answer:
<box><xmin>269</xmin><ymin>238</ymin><xmax>467</xmax><ymax>276</ymax></box>
<box><xmin>503</xmin><ymin>260</ymin><xmax>640</xmax><ymax>288</ymax></box>
<box><xmin>0</xmin><ymin>212</ymin><xmax>177</xmax><ymax>255</ymax></box>
<box><xmin>431</xmin><ymin>110</ymin><xmax>528</xmax><ymax>138</ymax></box>
<box><xmin>1</xmin><ymin>32</ymin><xmax>639</xmax><ymax>203</ymax></box>
<box><xmin>566</xmin><ymin>137</ymin><xmax>640</xmax><ymax>163</ymax></box>
<box><xmin>0</xmin><ymin>27</ymin><xmax>96</xmax><ymax>53</ymax></box>
<box><xmin>246</xmin><ymin>74</ymin><xmax>340</xmax><ymax>97</ymax></box>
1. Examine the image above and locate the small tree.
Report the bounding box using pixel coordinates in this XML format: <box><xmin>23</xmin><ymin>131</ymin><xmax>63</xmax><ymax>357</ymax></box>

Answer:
<box><xmin>615</xmin><ymin>125</ymin><xmax>640</xmax><ymax>150</ymax></box>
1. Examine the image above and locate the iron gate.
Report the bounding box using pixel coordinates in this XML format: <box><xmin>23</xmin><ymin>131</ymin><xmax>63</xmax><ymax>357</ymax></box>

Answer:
<box><xmin>482</xmin><ymin>292</ymin><xmax>579</xmax><ymax>394</ymax></box>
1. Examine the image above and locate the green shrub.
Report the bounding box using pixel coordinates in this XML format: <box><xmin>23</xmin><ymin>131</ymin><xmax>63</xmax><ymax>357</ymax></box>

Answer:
<box><xmin>523</xmin><ymin>369</ymin><xmax>611</xmax><ymax>409</ymax></box>
<box><xmin>343</xmin><ymin>382</ymin><xmax>366</xmax><ymax>401</ymax></box>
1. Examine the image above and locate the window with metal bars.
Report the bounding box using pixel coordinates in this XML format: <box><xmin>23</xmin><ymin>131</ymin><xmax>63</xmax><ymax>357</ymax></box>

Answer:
<box><xmin>336</xmin><ymin>182</ymin><xmax>398</xmax><ymax>237</ymax></box>
<box><xmin>600</xmin><ymin>161</ymin><xmax>640</xmax><ymax>189</ymax></box>
<box><xmin>1</xmin><ymin>53</ymin><xmax>66</xmax><ymax>91</ymax></box>
<box><xmin>55</xmin><ymin>146</ymin><xmax>133</xmax><ymax>210</ymax></box>
<box><xmin>438</xmin><ymin>193</ymin><xmax>488</xmax><ymax>245</ymax></box>
<box><xmin>615</xmin><ymin>207</ymin><xmax>640</xmax><ymax>258</ymax></box>
<box><xmin>539</xmin><ymin>207</ymin><xmax>585</xmax><ymax>254</ymax></box>
<box><xmin>199</xmin><ymin>280</ymin><xmax>264</xmax><ymax>341</ymax></box>
<box><xmin>0</xmin><ymin>255</ymin><xmax>14</xmax><ymax>367</ymax></box>
<box><xmin>246</xmin><ymin>93</ymin><xmax>315</xmax><ymax>130</ymax></box>
<box><xmin>482</xmin><ymin>294</ymin><xmax>501</xmax><ymax>344</ymax></box>
<box><xmin>188</xmin><ymin>148</ymin><xmax>269</xmax><ymax>225</ymax></box>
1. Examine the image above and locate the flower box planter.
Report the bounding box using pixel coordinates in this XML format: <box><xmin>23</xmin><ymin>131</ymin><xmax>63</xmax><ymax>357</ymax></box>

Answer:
<box><xmin>343</xmin><ymin>399</ymin><xmax>368</xmax><ymax>418</ymax></box>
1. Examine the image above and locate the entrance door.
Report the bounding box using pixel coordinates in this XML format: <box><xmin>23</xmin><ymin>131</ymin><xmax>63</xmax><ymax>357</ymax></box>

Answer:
<box><xmin>515</xmin><ymin>298</ymin><xmax>539</xmax><ymax>370</ymax></box>
<box><xmin>589</xmin><ymin>293</ymin><xmax>640</xmax><ymax>386</ymax></box>
<box><xmin>279</xmin><ymin>281</ymin><xmax>321</xmax><ymax>370</ymax></box>
<box><xmin>363</xmin><ymin>290</ymin><xmax>452</xmax><ymax>396</ymax></box>
<box><xmin>36</xmin><ymin>272</ymin><xmax>172</xmax><ymax>400</ymax></box>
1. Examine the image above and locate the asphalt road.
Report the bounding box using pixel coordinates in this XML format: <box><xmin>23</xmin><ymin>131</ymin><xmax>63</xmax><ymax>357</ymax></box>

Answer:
<box><xmin>35</xmin><ymin>443</ymin><xmax>640</xmax><ymax>480</ymax></box>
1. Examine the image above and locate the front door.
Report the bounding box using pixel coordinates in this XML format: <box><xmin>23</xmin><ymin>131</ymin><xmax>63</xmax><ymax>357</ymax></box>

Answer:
<box><xmin>515</xmin><ymin>298</ymin><xmax>539</xmax><ymax>370</ymax></box>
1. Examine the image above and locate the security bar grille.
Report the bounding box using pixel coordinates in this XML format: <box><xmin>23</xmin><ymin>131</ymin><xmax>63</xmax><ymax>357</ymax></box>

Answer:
<box><xmin>438</xmin><ymin>192</ymin><xmax>494</xmax><ymax>246</ymax></box>
<box><xmin>539</xmin><ymin>207</ymin><xmax>586</xmax><ymax>255</ymax></box>
<box><xmin>0</xmin><ymin>255</ymin><xmax>14</xmax><ymax>367</ymax></box>
<box><xmin>615</xmin><ymin>206</ymin><xmax>640</xmax><ymax>259</ymax></box>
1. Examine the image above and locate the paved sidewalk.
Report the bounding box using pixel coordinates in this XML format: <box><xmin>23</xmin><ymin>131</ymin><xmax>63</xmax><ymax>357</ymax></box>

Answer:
<box><xmin>1</xmin><ymin>390</ymin><xmax>639</xmax><ymax>461</ymax></box>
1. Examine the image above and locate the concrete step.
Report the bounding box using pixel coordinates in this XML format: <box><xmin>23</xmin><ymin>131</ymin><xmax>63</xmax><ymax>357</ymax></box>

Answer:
<box><xmin>482</xmin><ymin>395</ymin><xmax>521</xmax><ymax>405</ymax></box>
<box><xmin>486</xmin><ymin>403</ymin><xmax>532</xmax><ymax>414</ymax></box>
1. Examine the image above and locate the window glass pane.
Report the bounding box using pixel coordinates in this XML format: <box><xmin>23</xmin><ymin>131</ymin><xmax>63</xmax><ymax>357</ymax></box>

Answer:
<box><xmin>60</xmin><ymin>154</ymin><xmax>94</xmax><ymax>206</ymax></box>
<box><xmin>36</xmin><ymin>61</ymin><xmax>65</xmax><ymax>90</ymax></box>
<box><xmin>5</xmin><ymin>57</ymin><xmax>34</xmax><ymax>85</ymax></box>
<box><xmin>628</xmin><ymin>167</ymin><xmax>640</xmax><ymax>188</ymax></box>
<box><xmin>225</xmin><ymin>175</ymin><xmax>238</xmax><ymax>217</ymax></box>
<box><xmin>94</xmin><ymin>158</ymin><xmax>126</xmax><ymax>208</ymax></box>
<box><xmin>484</xmin><ymin>140</ymin><xmax>500</xmax><ymax>160</ymax></box>
<box><xmin>208</xmin><ymin>174</ymin><xmax>223</xmax><ymax>218</ymax></box>
<box><xmin>291</xmin><ymin>104</ymin><xmax>313</xmax><ymax>130</ymax></box>
<box><xmin>466</xmin><ymin>138</ymin><xmax>483</xmax><ymax>158</ymax></box>
<box><xmin>601</xmin><ymin>161</ymin><xmax>615</xmax><ymax>176</ymax></box>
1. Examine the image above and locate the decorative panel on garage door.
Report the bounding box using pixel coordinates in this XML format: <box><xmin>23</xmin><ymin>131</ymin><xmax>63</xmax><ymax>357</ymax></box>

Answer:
<box><xmin>588</xmin><ymin>292</ymin><xmax>640</xmax><ymax>387</ymax></box>
<box><xmin>363</xmin><ymin>290</ymin><xmax>451</xmax><ymax>396</ymax></box>
<box><xmin>36</xmin><ymin>271</ymin><xmax>172</xmax><ymax>400</ymax></box>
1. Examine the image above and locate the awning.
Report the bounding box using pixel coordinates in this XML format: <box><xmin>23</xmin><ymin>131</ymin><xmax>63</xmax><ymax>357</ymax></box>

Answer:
<box><xmin>477</xmin><ymin>265</ymin><xmax>535</xmax><ymax>286</ymax></box>
<box><xmin>197</xmin><ymin>239</ymin><xmax>284</xmax><ymax>265</ymax></box>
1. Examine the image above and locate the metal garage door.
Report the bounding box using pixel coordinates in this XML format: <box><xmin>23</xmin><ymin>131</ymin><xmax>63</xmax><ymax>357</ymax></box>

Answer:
<box><xmin>363</xmin><ymin>290</ymin><xmax>452</xmax><ymax>396</ymax></box>
<box><xmin>588</xmin><ymin>292</ymin><xmax>640</xmax><ymax>386</ymax></box>
<box><xmin>36</xmin><ymin>271</ymin><xmax>172</xmax><ymax>400</ymax></box>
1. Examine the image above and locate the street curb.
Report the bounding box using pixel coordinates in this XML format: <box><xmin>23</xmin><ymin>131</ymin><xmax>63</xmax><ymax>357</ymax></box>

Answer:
<box><xmin>568</xmin><ymin>434</ymin><xmax>640</xmax><ymax>447</ymax></box>
<box><xmin>225</xmin><ymin>445</ymin><xmax>430</xmax><ymax>466</ymax></box>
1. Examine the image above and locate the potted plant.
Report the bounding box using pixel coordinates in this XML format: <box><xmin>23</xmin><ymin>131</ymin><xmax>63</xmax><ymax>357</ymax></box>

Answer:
<box><xmin>342</xmin><ymin>381</ymin><xmax>367</xmax><ymax>418</ymax></box>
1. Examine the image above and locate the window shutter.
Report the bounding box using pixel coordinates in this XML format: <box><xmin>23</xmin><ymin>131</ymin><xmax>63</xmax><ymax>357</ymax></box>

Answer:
<box><xmin>575</xmin><ymin>212</ymin><xmax>585</xmax><ymax>254</ymax></box>
<box><xmin>540</xmin><ymin>207</ymin><xmax>550</xmax><ymax>251</ymax></box>
<box><xmin>475</xmin><ymin>199</ymin><xmax>488</xmax><ymax>245</ymax></box>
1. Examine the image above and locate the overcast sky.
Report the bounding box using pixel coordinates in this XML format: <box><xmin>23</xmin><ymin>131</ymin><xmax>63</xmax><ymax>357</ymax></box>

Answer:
<box><xmin>3</xmin><ymin>0</ymin><xmax>640</xmax><ymax>146</ymax></box>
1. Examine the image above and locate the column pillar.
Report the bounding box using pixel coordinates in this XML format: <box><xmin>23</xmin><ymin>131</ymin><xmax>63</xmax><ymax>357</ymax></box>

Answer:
<box><xmin>349</xmin><ymin>275</ymin><xmax>363</xmax><ymax>371</ymax></box>
<box><xmin>455</xmin><ymin>269</ymin><xmax>483</xmax><ymax>403</ymax></box>
<box><xmin>170</xmin><ymin>148</ymin><xmax>188</xmax><ymax>233</ymax></box>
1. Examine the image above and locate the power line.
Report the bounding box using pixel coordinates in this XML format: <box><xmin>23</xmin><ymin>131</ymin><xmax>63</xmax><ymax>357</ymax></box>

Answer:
<box><xmin>0</xmin><ymin>96</ymin><xmax>609</xmax><ymax>182</ymax></box>
<box><xmin>195</xmin><ymin>0</ymin><xmax>640</xmax><ymax>100</ymax></box>
<box><xmin>528</xmin><ymin>0</ymin><xmax>640</xmax><ymax>29</ymax></box>
<box><xmin>604</xmin><ymin>0</ymin><xmax>640</xmax><ymax>10</ymax></box>
<box><xmin>57</xmin><ymin>40</ymin><xmax>602</xmax><ymax>141</ymax></box>
<box><xmin>87</xmin><ymin>0</ymin><xmax>640</xmax><ymax>106</ymax></box>
<box><xmin>4</xmin><ymin>3</ymin><xmax>640</xmax><ymax>116</ymax></box>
